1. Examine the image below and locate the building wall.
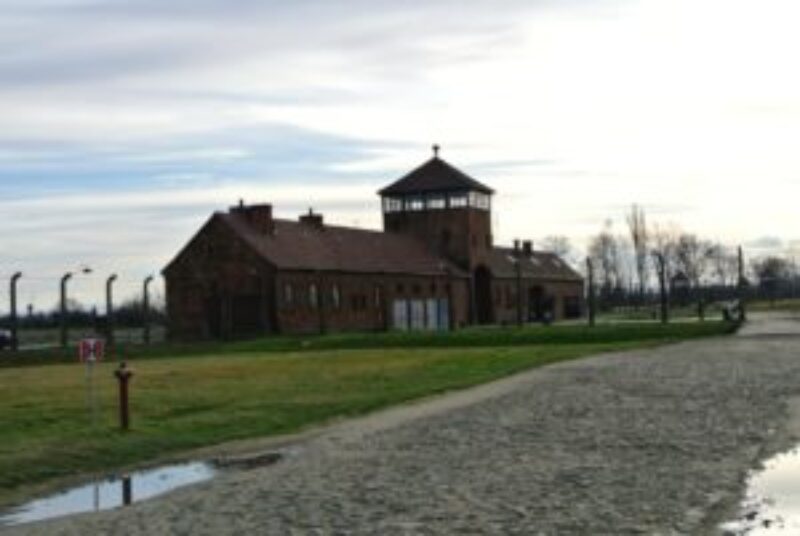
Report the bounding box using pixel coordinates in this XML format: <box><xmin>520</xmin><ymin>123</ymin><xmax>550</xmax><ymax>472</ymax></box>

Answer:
<box><xmin>383</xmin><ymin>207</ymin><xmax>492</xmax><ymax>270</ymax></box>
<box><xmin>275</xmin><ymin>271</ymin><xmax>470</xmax><ymax>335</ymax></box>
<box><xmin>164</xmin><ymin>217</ymin><xmax>277</xmax><ymax>341</ymax></box>
<box><xmin>491</xmin><ymin>278</ymin><xmax>584</xmax><ymax>325</ymax></box>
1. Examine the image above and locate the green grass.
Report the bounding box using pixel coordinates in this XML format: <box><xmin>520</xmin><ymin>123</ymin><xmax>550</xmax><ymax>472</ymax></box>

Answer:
<box><xmin>3</xmin><ymin>321</ymin><xmax>737</xmax><ymax>368</ymax></box>
<box><xmin>0</xmin><ymin>321</ymin><xmax>736</xmax><ymax>506</ymax></box>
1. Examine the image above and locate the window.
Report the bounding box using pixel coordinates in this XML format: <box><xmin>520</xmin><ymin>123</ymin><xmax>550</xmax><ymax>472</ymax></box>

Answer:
<box><xmin>383</xmin><ymin>197</ymin><xmax>403</xmax><ymax>213</ymax></box>
<box><xmin>284</xmin><ymin>283</ymin><xmax>294</xmax><ymax>307</ymax></box>
<box><xmin>406</xmin><ymin>196</ymin><xmax>424</xmax><ymax>211</ymax></box>
<box><xmin>331</xmin><ymin>285</ymin><xmax>341</xmax><ymax>309</ymax></box>
<box><xmin>426</xmin><ymin>195</ymin><xmax>446</xmax><ymax>209</ymax></box>
<box><xmin>309</xmin><ymin>284</ymin><xmax>318</xmax><ymax>308</ymax></box>
<box><xmin>469</xmin><ymin>192</ymin><xmax>491</xmax><ymax>210</ymax></box>
<box><xmin>449</xmin><ymin>193</ymin><xmax>468</xmax><ymax>208</ymax></box>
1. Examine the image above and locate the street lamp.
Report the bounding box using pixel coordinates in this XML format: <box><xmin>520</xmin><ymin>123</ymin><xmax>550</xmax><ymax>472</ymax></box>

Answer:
<box><xmin>9</xmin><ymin>272</ymin><xmax>22</xmax><ymax>351</ymax></box>
<box><xmin>106</xmin><ymin>274</ymin><xmax>118</xmax><ymax>349</ymax></box>
<box><xmin>60</xmin><ymin>266</ymin><xmax>92</xmax><ymax>349</ymax></box>
<box><xmin>143</xmin><ymin>275</ymin><xmax>154</xmax><ymax>345</ymax></box>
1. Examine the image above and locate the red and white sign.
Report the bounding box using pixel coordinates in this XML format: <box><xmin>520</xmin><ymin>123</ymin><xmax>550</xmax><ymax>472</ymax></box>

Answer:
<box><xmin>79</xmin><ymin>338</ymin><xmax>105</xmax><ymax>363</ymax></box>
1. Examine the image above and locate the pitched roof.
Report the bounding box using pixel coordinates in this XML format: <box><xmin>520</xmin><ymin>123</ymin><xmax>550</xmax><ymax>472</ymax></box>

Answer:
<box><xmin>219</xmin><ymin>213</ymin><xmax>468</xmax><ymax>277</ymax></box>
<box><xmin>378</xmin><ymin>156</ymin><xmax>494</xmax><ymax>196</ymax></box>
<box><xmin>485</xmin><ymin>247</ymin><xmax>583</xmax><ymax>282</ymax></box>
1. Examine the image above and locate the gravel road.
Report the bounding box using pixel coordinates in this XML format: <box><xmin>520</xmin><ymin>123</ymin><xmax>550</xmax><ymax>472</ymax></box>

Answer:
<box><xmin>5</xmin><ymin>313</ymin><xmax>800</xmax><ymax>535</ymax></box>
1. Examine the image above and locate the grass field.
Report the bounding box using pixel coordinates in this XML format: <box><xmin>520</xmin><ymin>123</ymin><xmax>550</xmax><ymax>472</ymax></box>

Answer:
<box><xmin>0</xmin><ymin>321</ymin><xmax>736</xmax><ymax>506</ymax></box>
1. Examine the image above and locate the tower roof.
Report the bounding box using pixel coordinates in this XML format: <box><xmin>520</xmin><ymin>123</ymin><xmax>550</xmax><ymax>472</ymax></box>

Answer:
<box><xmin>379</xmin><ymin>148</ymin><xmax>494</xmax><ymax>196</ymax></box>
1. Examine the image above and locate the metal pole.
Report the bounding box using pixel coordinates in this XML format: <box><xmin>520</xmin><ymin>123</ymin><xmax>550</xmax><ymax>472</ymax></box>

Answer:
<box><xmin>586</xmin><ymin>258</ymin><xmax>595</xmax><ymax>327</ymax></box>
<box><xmin>738</xmin><ymin>245</ymin><xmax>747</xmax><ymax>321</ymax></box>
<box><xmin>86</xmin><ymin>354</ymin><xmax>96</xmax><ymax>427</ymax></box>
<box><xmin>655</xmin><ymin>253</ymin><xmax>669</xmax><ymax>324</ymax></box>
<box><xmin>60</xmin><ymin>272</ymin><xmax>73</xmax><ymax>349</ymax></box>
<box><xmin>10</xmin><ymin>272</ymin><xmax>21</xmax><ymax>351</ymax></box>
<box><xmin>516</xmin><ymin>259</ymin><xmax>523</xmax><ymax>327</ymax></box>
<box><xmin>143</xmin><ymin>276</ymin><xmax>154</xmax><ymax>345</ymax></box>
<box><xmin>106</xmin><ymin>274</ymin><xmax>117</xmax><ymax>349</ymax></box>
<box><xmin>114</xmin><ymin>361</ymin><xmax>133</xmax><ymax>431</ymax></box>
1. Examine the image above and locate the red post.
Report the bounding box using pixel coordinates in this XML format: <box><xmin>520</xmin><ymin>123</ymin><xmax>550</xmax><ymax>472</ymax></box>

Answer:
<box><xmin>114</xmin><ymin>362</ymin><xmax>134</xmax><ymax>431</ymax></box>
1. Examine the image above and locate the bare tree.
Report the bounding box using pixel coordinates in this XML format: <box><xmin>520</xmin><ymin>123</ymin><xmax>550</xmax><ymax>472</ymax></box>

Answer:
<box><xmin>626</xmin><ymin>204</ymin><xmax>649</xmax><ymax>296</ymax></box>
<box><xmin>708</xmin><ymin>242</ymin><xmax>739</xmax><ymax>287</ymax></box>
<box><xmin>588</xmin><ymin>220</ymin><xmax>622</xmax><ymax>298</ymax></box>
<box><xmin>650</xmin><ymin>223</ymin><xmax>680</xmax><ymax>282</ymax></box>
<box><xmin>674</xmin><ymin>233</ymin><xmax>714</xmax><ymax>288</ymax></box>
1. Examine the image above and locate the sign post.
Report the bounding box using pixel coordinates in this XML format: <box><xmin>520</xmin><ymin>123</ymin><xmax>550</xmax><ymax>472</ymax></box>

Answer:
<box><xmin>79</xmin><ymin>338</ymin><xmax>105</xmax><ymax>427</ymax></box>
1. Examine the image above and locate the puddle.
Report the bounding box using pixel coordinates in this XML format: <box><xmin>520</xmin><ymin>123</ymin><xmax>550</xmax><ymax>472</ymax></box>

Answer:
<box><xmin>0</xmin><ymin>462</ymin><xmax>216</xmax><ymax>527</ymax></box>
<box><xmin>721</xmin><ymin>447</ymin><xmax>800</xmax><ymax>534</ymax></box>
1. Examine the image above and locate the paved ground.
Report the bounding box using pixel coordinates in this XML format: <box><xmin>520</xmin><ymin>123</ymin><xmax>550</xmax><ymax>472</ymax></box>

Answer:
<box><xmin>5</xmin><ymin>313</ymin><xmax>800</xmax><ymax>535</ymax></box>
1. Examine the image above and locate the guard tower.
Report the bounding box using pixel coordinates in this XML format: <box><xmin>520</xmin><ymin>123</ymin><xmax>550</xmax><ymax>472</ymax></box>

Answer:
<box><xmin>379</xmin><ymin>145</ymin><xmax>494</xmax><ymax>271</ymax></box>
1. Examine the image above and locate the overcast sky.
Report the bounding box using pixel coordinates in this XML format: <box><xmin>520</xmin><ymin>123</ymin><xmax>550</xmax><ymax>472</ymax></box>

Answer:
<box><xmin>1</xmin><ymin>0</ymin><xmax>799</xmax><ymax>310</ymax></box>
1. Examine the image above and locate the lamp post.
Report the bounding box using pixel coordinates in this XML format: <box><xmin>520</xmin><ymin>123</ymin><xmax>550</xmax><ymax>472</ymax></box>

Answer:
<box><xmin>106</xmin><ymin>274</ymin><xmax>118</xmax><ymax>349</ymax></box>
<box><xmin>9</xmin><ymin>272</ymin><xmax>22</xmax><ymax>351</ymax></box>
<box><xmin>60</xmin><ymin>266</ymin><xmax>92</xmax><ymax>349</ymax></box>
<box><xmin>60</xmin><ymin>272</ymin><xmax>73</xmax><ymax>349</ymax></box>
<box><xmin>143</xmin><ymin>275</ymin><xmax>154</xmax><ymax>345</ymax></box>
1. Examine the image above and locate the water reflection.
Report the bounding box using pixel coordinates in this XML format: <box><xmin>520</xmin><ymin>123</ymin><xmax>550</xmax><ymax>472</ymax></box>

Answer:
<box><xmin>0</xmin><ymin>462</ymin><xmax>215</xmax><ymax>527</ymax></box>
<box><xmin>722</xmin><ymin>447</ymin><xmax>800</xmax><ymax>534</ymax></box>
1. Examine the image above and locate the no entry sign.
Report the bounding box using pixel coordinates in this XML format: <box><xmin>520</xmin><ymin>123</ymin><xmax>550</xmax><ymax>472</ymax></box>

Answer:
<box><xmin>79</xmin><ymin>338</ymin><xmax>105</xmax><ymax>363</ymax></box>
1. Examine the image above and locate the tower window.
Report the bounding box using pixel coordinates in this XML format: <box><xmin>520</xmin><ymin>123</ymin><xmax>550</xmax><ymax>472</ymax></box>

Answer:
<box><xmin>469</xmin><ymin>192</ymin><xmax>491</xmax><ymax>210</ymax></box>
<box><xmin>406</xmin><ymin>196</ymin><xmax>424</xmax><ymax>211</ymax></box>
<box><xmin>383</xmin><ymin>197</ymin><xmax>403</xmax><ymax>213</ymax></box>
<box><xmin>449</xmin><ymin>193</ymin><xmax>468</xmax><ymax>208</ymax></box>
<box><xmin>426</xmin><ymin>195</ymin><xmax>446</xmax><ymax>209</ymax></box>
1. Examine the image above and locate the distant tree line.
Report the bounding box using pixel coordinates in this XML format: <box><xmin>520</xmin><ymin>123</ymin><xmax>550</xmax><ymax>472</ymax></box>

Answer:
<box><xmin>1</xmin><ymin>296</ymin><xmax>166</xmax><ymax>330</ymax></box>
<box><xmin>581</xmin><ymin>205</ymin><xmax>799</xmax><ymax>311</ymax></box>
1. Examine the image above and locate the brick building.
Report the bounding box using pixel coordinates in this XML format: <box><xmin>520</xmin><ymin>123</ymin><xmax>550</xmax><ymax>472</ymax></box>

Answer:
<box><xmin>163</xmin><ymin>148</ymin><xmax>583</xmax><ymax>340</ymax></box>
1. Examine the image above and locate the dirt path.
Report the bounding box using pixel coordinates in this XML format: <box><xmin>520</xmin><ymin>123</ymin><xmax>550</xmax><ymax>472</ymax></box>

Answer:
<box><xmin>5</xmin><ymin>314</ymin><xmax>800</xmax><ymax>535</ymax></box>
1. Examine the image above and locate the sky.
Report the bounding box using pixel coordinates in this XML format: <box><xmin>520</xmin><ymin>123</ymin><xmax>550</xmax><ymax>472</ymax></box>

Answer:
<box><xmin>1</xmin><ymin>0</ymin><xmax>799</xmax><ymax>311</ymax></box>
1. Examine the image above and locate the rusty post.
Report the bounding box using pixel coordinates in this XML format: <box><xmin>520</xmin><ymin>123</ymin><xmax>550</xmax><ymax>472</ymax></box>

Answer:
<box><xmin>114</xmin><ymin>361</ymin><xmax>134</xmax><ymax>431</ymax></box>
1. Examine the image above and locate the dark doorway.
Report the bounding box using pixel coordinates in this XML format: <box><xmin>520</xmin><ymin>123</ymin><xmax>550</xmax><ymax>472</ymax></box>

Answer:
<box><xmin>231</xmin><ymin>295</ymin><xmax>262</xmax><ymax>337</ymax></box>
<box><xmin>474</xmin><ymin>265</ymin><xmax>493</xmax><ymax>324</ymax></box>
<box><xmin>528</xmin><ymin>286</ymin><xmax>544</xmax><ymax>321</ymax></box>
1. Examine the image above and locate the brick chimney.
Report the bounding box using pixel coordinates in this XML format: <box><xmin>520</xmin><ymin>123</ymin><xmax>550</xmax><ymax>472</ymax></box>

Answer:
<box><xmin>513</xmin><ymin>239</ymin><xmax>520</xmax><ymax>256</ymax></box>
<box><xmin>231</xmin><ymin>201</ymin><xmax>274</xmax><ymax>234</ymax></box>
<box><xmin>522</xmin><ymin>240</ymin><xmax>533</xmax><ymax>257</ymax></box>
<box><xmin>299</xmin><ymin>208</ymin><xmax>324</xmax><ymax>229</ymax></box>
